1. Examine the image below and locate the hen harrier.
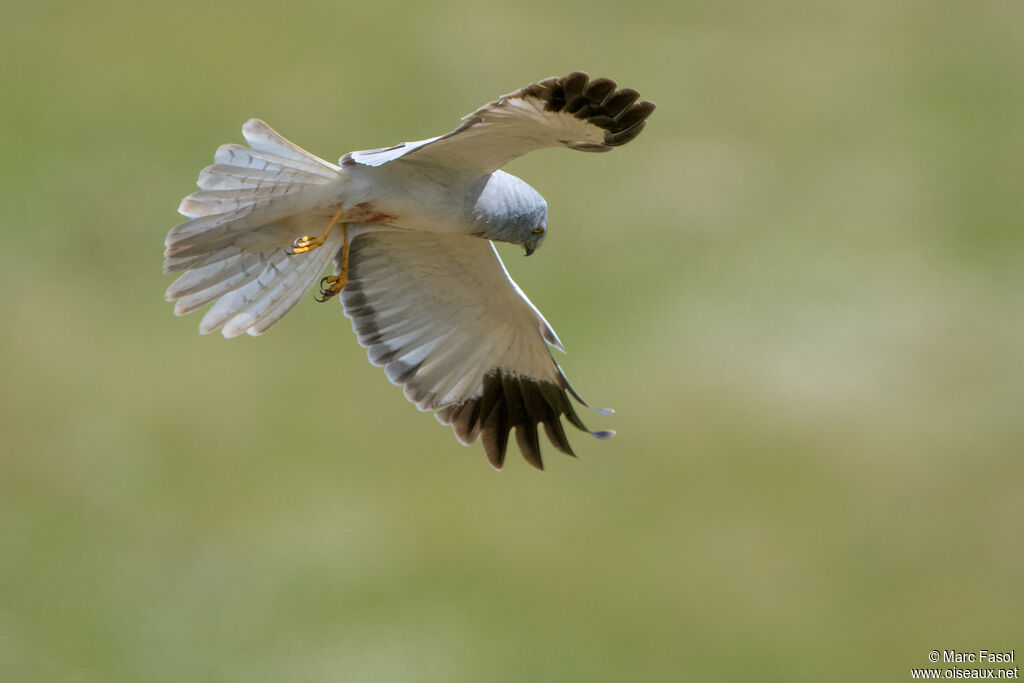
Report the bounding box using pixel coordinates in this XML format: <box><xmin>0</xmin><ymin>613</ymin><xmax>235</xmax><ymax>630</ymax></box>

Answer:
<box><xmin>164</xmin><ymin>71</ymin><xmax>655</xmax><ymax>470</ymax></box>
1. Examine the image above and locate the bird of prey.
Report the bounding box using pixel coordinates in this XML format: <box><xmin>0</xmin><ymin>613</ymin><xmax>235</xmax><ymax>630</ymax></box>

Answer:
<box><xmin>163</xmin><ymin>71</ymin><xmax>655</xmax><ymax>470</ymax></box>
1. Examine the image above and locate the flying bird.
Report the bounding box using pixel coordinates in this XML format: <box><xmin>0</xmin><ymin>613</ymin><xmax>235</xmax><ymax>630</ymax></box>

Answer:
<box><xmin>163</xmin><ymin>71</ymin><xmax>655</xmax><ymax>470</ymax></box>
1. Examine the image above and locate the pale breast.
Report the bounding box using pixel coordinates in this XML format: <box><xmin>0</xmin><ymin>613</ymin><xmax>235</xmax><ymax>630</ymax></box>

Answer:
<box><xmin>336</xmin><ymin>162</ymin><xmax>484</xmax><ymax>235</ymax></box>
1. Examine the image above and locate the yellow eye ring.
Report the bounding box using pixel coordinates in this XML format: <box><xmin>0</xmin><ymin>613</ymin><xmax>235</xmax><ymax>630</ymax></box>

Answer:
<box><xmin>532</xmin><ymin>226</ymin><xmax>544</xmax><ymax>234</ymax></box>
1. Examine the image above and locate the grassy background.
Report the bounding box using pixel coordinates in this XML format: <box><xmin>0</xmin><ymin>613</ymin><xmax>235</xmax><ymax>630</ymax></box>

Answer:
<box><xmin>2</xmin><ymin>0</ymin><xmax>1022</xmax><ymax>680</ymax></box>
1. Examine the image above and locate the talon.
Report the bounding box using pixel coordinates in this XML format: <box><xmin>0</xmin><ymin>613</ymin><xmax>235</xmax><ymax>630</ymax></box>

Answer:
<box><xmin>288</xmin><ymin>234</ymin><xmax>324</xmax><ymax>255</ymax></box>
<box><xmin>287</xmin><ymin>205</ymin><xmax>344</xmax><ymax>255</ymax></box>
<box><xmin>314</xmin><ymin>223</ymin><xmax>350</xmax><ymax>303</ymax></box>
<box><xmin>316</xmin><ymin>274</ymin><xmax>346</xmax><ymax>302</ymax></box>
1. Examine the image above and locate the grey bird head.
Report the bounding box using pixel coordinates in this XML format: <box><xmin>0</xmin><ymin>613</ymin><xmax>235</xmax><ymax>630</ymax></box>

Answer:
<box><xmin>471</xmin><ymin>171</ymin><xmax>548</xmax><ymax>255</ymax></box>
<box><xmin>523</xmin><ymin>220</ymin><xmax>547</xmax><ymax>256</ymax></box>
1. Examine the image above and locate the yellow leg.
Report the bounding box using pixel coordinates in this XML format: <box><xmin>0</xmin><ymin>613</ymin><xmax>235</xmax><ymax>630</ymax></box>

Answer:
<box><xmin>288</xmin><ymin>206</ymin><xmax>344</xmax><ymax>255</ymax></box>
<box><xmin>316</xmin><ymin>224</ymin><xmax>350</xmax><ymax>303</ymax></box>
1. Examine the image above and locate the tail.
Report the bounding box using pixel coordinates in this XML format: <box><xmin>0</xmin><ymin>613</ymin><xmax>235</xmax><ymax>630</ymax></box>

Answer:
<box><xmin>163</xmin><ymin>119</ymin><xmax>346</xmax><ymax>337</ymax></box>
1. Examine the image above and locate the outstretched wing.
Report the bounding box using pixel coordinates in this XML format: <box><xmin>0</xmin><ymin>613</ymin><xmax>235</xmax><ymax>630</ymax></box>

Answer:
<box><xmin>345</xmin><ymin>71</ymin><xmax>655</xmax><ymax>174</ymax></box>
<box><xmin>339</xmin><ymin>228</ymin><xmax>613</xmax><ymax>470</ymax></box>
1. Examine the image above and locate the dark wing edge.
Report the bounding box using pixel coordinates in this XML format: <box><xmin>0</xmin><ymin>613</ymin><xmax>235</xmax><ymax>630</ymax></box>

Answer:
<box><xmin>504</xmin><ymin>71</ymin><xmax>657</xmax><ymax>152</ymax></box>
<box><xmin>340</xmin><ymin>230</ymin><xmax>614</xmax><ymax>471</ymax></box>
<box><xmin>434</xmin><ymin>368</ymin><xmax>615</xmax><ymax>472</ymax></box>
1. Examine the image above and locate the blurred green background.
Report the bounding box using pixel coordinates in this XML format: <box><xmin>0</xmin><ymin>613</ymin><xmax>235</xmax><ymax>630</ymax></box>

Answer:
<box><xmin>2</xmin><ymin>0</ymin><xmax>1022</xmax><ymax>680</ymax></box>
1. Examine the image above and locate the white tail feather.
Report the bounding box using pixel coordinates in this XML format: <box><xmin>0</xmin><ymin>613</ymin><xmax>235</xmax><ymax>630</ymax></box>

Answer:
<box><xmin>241</xmin><ymin>119</ymin><xmax>340</xmax><ymax>171</ymax></box>
<box><xmin>164</xmin><ymin>119</ymin><xmax>347</xmax><ymax>337</ymax></box>
<box><xmin>197</xmin><ymin>164</ymin><xmax>331</xmax><ymax>191</ymax></box>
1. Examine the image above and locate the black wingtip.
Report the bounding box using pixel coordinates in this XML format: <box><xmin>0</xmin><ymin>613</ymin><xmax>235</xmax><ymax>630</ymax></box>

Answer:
<box><xmin>445</xmin><ymin>369</ymin><xmax>613</xmax><ymax>469</ymax></box>
<box><xmin>525</xmin><ymin>72</ymin><xmax>655</xmax><ymax>148</ymax></box>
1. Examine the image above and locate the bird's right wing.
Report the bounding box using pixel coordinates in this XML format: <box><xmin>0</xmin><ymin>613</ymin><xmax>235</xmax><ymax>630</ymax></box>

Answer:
<box><xmin>340</xmin><ymin>228</ymin><xmax>613</xmax><ymax>470</ymax></box>
<box><xmin>345</xmin><ymin>72</ymin><xmax>655</xmax><ymax>174</ymax></box>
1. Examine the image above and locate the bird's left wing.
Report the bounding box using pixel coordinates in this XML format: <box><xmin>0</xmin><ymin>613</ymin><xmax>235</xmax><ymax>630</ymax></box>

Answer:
<box><xmin>339</xmin><ymin>228</ymin><xmax>613</xmax><ymax>470</ymax></box>
<box><xmin>345</xmin><ymin>72</ymin><xmax>655</xmax><ymax>174</ymax></box>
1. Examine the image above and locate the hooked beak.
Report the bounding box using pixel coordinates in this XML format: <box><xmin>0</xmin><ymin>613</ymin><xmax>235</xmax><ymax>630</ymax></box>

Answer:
<box><xmin>524</xmin><ymin>245</ymin><xmax>535</xmax><ymax>256</ymax></box>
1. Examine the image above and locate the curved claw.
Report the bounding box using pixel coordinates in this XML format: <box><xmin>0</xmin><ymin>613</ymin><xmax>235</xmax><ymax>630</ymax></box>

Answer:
<box><xmin>289</xmin><ymin>234</ymin><xmax>323</xmax><ymax>255</ymax></box>
<box><xmin>315</xmin><ymin>274</ymin><xmax>345</xmax><ymax>303</ymax></box>
<box><xmin>288</xmin><ymin>206</ymin><xmax>346</xmax><ymax>256</ymax></box>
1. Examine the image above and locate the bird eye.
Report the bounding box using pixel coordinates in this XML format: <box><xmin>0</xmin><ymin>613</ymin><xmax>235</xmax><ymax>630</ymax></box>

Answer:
<box><xmin>533</xmin><ymin>226</ymin><xmax>544</xmax><ymax>234</ymax></box>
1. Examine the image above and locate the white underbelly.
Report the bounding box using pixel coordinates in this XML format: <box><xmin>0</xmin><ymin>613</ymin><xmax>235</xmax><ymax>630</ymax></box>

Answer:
<box><xmin>333</xmin><ymin>164</ymin><xmax>479</xmax><ymax>234</ymax></box>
